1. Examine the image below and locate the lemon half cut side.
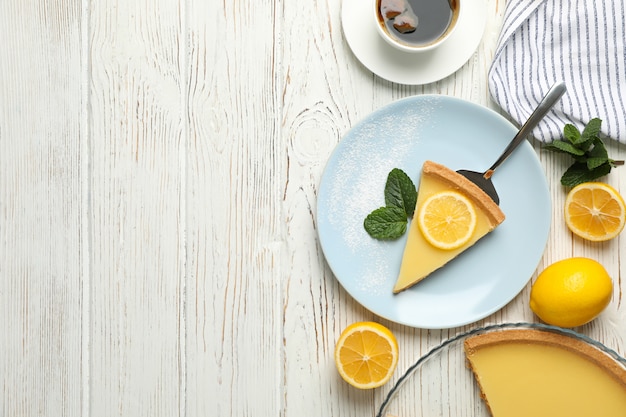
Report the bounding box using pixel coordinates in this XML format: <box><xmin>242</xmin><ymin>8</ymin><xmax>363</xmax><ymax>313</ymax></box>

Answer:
<box><xmin>564</xmin><ymin>182</ymin><xmax>626</xmax><ymax>242</ymax></box>
<box><xmin>334</xmin><ymin>322</ymin><xmax>399</xmax><ymax>389</ymax></box>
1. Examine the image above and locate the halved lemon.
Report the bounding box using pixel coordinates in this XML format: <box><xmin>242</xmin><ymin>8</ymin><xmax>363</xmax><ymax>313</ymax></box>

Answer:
<box><xmin>334</xmin><ymin>321</ymin><xmax>398</xmax><ymax>389</ymax></box>
<box><xmin>564</xmin><ymin>182</ymin><xmax>626</xmax><ymax>242</ymax></box>
<box><xmin>417</xmin><ymin>190</ymin><xmax>477</xmax><ymax>250</ymax></box>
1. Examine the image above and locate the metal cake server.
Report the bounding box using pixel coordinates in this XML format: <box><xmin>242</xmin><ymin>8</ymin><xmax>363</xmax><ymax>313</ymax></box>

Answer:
<box><xmin>457</xmin><ymin>81</ymin><xmax>567</xmax><ymax>205</ymax></box>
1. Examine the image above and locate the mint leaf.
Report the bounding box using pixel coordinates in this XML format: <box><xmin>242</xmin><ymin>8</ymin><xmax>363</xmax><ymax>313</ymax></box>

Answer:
<box><xmin>581</xmin><ymin>118</ymin><xmax>602</xmax><ymax>141</ymax></box>
<box><xmin>544</xmin><ymin>139</ymin><xmax>585</xmax><ymax>156</ymax></box>
<box><xmin>586</xmin><ymin>138</ymin><xmax>609</xmax><ymax>170</ymax></box>
<box><xmin>384</xmin><ymin>168</ymin><xmax>417</xmax><ymax>217</ymax></box>
<box><xmin>364</xmin><ymin>206</ymin><xmax>408</xmax><ymax>239</ymax></box>
<box><xmin>563</xmin><ymin>124</ymin><xmax>581</xmax><ymax>143</ymax></box>
<box><xmin>560</xmin><ymin>161</ymin><xmax>612</xmax><ymax>187</ymax></box>
<box><xmin>587</xmin><ymin>156</ymin><xmax>610</xmax><ymax>170</ymax></box>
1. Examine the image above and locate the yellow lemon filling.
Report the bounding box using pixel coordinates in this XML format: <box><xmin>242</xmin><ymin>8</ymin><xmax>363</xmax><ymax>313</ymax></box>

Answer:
<box><xmin>465</xmin><ymin>329</ymin><xmax>626</xmax><ymax>417</ymax></box>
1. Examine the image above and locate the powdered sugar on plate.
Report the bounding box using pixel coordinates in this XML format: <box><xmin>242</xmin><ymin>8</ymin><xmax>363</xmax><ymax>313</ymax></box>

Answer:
<box><xmin>327</xmin><ymin>103</ymin><xmax>436</xmax><ymax>249</ymax></box>
<box><xmin>321</xmin><ymin>98</ymin><xmax>438</xmax><ymax>293</ymax></box>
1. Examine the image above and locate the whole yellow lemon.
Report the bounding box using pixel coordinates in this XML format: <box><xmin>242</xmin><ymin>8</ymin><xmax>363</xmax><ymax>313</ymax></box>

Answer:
<box><xmin>529</xmin><ymin>257</ymin><xmax>613</xmax><ymax>328</ymax></box>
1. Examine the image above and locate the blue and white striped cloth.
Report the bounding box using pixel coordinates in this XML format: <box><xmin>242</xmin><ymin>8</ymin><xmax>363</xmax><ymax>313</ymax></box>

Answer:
<box><xmin>489</xmin><ymin>0</ymin><xmax>626</xmax><ymax>143</ymax></box>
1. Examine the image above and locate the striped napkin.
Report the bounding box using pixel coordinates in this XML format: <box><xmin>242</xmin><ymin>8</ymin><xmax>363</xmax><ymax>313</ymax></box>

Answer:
<box><xmin>488</xmin><ymin>0</ymin><xmax>626</xmax><ymax>143</ymax></box>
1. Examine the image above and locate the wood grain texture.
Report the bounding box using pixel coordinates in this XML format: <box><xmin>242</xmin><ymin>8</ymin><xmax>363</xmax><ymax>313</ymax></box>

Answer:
<box><xmin>0</xmin><ymin>0</ymin><xmax>625</xmax><ymax>416</ymax></box>
<box><xmin>185</xmin><ymin>0</ymin><xmax>283</xmax><ymax>416</ymax></box>
<box><xmin>0</xmin><ymin>1</ymin><xmax>83</xmax><ymax>416</ymax></box>
<box><xmin>87</xmin><ymin>1</ymin><xmax>184</xmax><ymax>416</ymax></box>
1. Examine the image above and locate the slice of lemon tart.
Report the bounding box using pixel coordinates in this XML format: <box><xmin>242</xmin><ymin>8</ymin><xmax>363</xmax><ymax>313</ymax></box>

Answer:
<box><xmin>464</xmin><ymin>328</ymin><xmax>626</xmax><ymax>417</ymax></box>
<box><xmin>393</xmin><ymin>161</ymin><xmax>505</xmax><ymax>293</ymax></box>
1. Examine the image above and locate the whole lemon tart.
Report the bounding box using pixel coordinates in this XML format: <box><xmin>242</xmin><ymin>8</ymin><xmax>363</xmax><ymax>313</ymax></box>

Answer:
<box><xmin>464</xmin><ymin>328</ymin><xmax>626</xmax><ymax>416</ymax></box>
<box><xmin>393</xmin><ymin>161</ymin><xmax>505</xmax><ymax>293</ymax></box>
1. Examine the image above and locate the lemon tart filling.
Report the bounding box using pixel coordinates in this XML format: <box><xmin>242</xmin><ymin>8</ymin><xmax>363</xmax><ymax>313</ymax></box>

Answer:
<box><xmin>464</xmin><ymin>329</ymin><xmax>626</xmax><ymax>417</ymax></box>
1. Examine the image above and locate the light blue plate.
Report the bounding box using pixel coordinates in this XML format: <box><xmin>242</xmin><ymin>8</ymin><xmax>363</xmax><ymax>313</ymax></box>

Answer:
<box><xmin>317</xmin><ymin>95</ymin><xmax>551</xmax><ymax>329</ymax></box>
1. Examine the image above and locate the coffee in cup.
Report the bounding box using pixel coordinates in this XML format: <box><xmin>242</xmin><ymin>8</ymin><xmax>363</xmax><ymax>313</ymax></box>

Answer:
<box><xmin>376</xmin><ymin>0</ymin><xmax>460</xmax><ymax>52</ymax></box>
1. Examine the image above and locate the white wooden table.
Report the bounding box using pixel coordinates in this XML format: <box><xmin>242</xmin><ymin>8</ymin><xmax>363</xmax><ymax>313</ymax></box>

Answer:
<box><xmin>1</xmin><ymin>1</ymin><xmax>624</xmax><ymax>416</ymax></box>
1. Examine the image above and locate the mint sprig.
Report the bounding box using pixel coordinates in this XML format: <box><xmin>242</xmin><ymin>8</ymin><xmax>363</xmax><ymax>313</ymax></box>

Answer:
<box><xmin>543</xmin><ymin>118</ymin><xmax>623</xmax><ymax>187</ymax></box>
<box><xmin>364</xmin><ymin>168</ymin><xmax>417</xmax><ymax>240</ymax></box>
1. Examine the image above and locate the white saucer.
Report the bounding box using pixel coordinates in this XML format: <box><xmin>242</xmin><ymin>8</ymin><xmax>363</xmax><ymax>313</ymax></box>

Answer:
<box><xmin>341</xmin><ymin>0</ymin><xmax>487</xmax><ymax>85</ymax></box>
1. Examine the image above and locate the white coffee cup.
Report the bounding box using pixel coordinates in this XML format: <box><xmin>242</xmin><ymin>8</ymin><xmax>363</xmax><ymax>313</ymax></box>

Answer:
<box><xmin>375</xmin><ymin>0</ymin><xmax>461</xmax><ymax>53</ymax></box>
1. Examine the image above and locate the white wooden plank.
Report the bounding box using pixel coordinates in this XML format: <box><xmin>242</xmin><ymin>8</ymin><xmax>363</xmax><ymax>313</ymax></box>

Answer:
<box><xmin>87</xmin><ymin>1</ymin><xmax>185</xmax><ymax>415</ymax></box>
<box><xmin>0</xmin><ymin>1</ymin><xmax>83</xmax><ymax>416</ymax></box>
<box><xmin>184</xmin><ymin>0</ymin><xmax>283</xmax><ymax>416</ymax></box>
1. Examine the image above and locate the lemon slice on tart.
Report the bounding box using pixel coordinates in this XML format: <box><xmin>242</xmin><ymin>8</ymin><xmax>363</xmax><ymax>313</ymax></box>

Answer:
<box><xmin>418</xmin><ymin>190</ymin><xmax>477</xmax><ymax>250</ymax></box>
<box><xmin>393</xmin><ymin>161</ymin><xmax>505</xmax><ymax>293</ymax></box>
